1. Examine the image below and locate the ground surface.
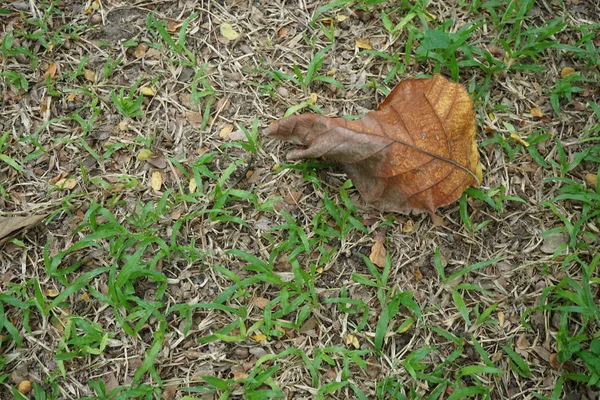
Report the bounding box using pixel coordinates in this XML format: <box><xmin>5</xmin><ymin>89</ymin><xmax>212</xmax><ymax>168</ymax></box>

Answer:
<box><xmin>1</xmin><ymin>0</ymin><xmax>599</xmax><ymax>399</ymax></box>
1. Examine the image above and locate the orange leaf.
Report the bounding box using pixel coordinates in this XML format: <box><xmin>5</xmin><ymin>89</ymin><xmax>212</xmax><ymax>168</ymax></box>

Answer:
<box><xmin>44</xmin><ymin>63</ymin><xmax>57</xmax><ymax>79</ymax></box>
<box><xmin>266</xmin><ymin>75</ymin><xmax>481</xmax><ymax>213</ymax></box>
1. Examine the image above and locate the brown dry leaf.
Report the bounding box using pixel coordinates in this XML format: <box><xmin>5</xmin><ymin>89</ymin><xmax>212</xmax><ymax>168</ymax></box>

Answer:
<box><xmin>151</xmin><ymin>171</ymin><xmax>163</xmax><ymax>190</ymax></box>
<box><xmin>430</xmin><ymin>213</ymin><xmax>444</xmax><ymax>226</ymax></box>
<box><xmin>530</xmin><ymin>107</ymin><xmax>543</xmax><ymax>118</ymax></box>
<box><xmin>560</xmin><ymin>67</ymin><xmax>575</xmax><ymax>78</ymax></box>
<box><xmin>0</xmin><ymin>214</ymin><xmax>47</xmax><ymax>244</ymax></box>
<box><xmin>355</xmin><ymin>38</ymin><xmax>373</xmax><ymax>50</ymax></box>
<box><xmin>266</xmin><ymin>74</ymin><xmax>482</xmax><ymax>213</ymax></box>
<box><xmin>414</xmin><ymin>269</ymin><xmax>423</xmax><ymax>281</ymax></box>
<box><xmin>147</xmin><ymin>155</ymin><xmax>167</xmax><ymax>169</ymax></box>
<box><xmin>369</xmin><ymin>236</ymin><xmax>386</xmax><ymax>268</ymax></box>
<box><xmin>186</xmin><ymin>111</ymin><xmax>202</xmax><ymax>124</ymax></box>
<box><xmin>134</xmin><ymin>43</ymin><xmax>148</xmax><ymax>58</ymax></box>
<box><xmin>585</xmin><ymin>173</ymin><xmax>597</xmax><ymax>188</ymax></box>
<box><xmin>44</xmin><ymin>63</ymin><xmax>57</xmax><ymax>79</ymax></box>
<box><xmin>17</xmin><ymin>380</ymin><xmax>32</xmax><ymax>395</ymax></box>
<box><xmin>516</xmin><ymin>335</ymin><xmax>530</xmax><ymax>349</ymax></box>
<box><xmin>252</xmin><ymin>297</ymin><xmax>270</xmax><ymax>309</ymax></box>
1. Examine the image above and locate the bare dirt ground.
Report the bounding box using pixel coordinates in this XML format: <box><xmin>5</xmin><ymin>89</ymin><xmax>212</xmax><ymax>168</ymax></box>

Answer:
<box><xmin>1</xmin><ymin>0</ymin><xmax>599</xmax><ymax>399</ymax></box>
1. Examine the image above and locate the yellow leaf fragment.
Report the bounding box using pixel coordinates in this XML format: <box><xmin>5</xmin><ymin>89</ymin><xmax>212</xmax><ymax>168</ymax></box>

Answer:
<box><xmin>220</xmin><ymin>23</ymin><xmax>240</xmax><ymax>40</ymax></box>
<box><xmin>44</xmin><ymin>288</ymin><xmax>60</xmax><ymax>297</ymax></box>
<box><xmin>189</xmin><ymin>178</ymin><xmax>197</xmax><ymax>193</ymax></box>
<box><xmin>337</xmin><ymin>15</ymin><xmax>349</xmax><ymax>22</ymax></box>
<box><xmin>355</xmin><ymin>38</ymin><xmax>372</xmax><ymax>50</ymax></box>
<box><xmin>560</xmin><ymin>67</ymin><xmax>575</xmax><ymax>78</ymax></box>
<box><xmin>250</xmin><ymin>333</ymin><xmax>267</xmax><ymax>342</ymax></box>
<box><xmin>402</xmin><ymin>219</ymin><xmax>414</xmax><ymax>233</ymax></box>
<box><xmin>219</xmin><ymin>124</ymin><xmax>234</xmax><ymax>139</ymax></box>
<box><xmin>397</xmin><ymin>318</ymin><xmax>415</xmax><ymax>333</ymax></box>
<box><xmin>498</xmin><ymin>311</ymin><xmax>505</xmax><ymax>328</ymax></box>
<box><xmin>585</xmin><ymin>173</ymin><xmax>597</xmax><ymax>188</ymax></box>
<box><xmin>137</xmin><ymin>149</ymin><xmax>154</xmax><ymax>161</ymax></box>
<box><xmin>309</xmin><ymin>92</ymin><xmax>318</xmax><ymax>105</ymax></box>
<box><xmin>345</xmin><ymin>333</ymin><xmax>360</xmax><ymax>349</ymax></box>
<box><xmin>140</xmin><ymin>87</ymin><xmax>156</xmax><ymax>96</ymax></box>
<box><xmin>118</xmin><ymin>120</ymin><xmax>129</xmax><ymax>131</ymax></box>
<box><xmin>510</xmin><ymin>133</ymin><xmax>530</xmax><ymax>147</ymax></box>
<box><xmin>326</xmin><ymin>68</ymin><xmax>338</xmax><ymax>76</ymax></box>
<box><xmin>83</xmin><ymin>69</ymin><xmax>95</xmax><ymax>82</ymax></box>
<box><xmin>530</xmin><ymin>107</ymin><xmax>543</xmax><ymax>118</ymax></box>
<box><xmin>151</xmin><ymin>171</ymin><xmax>163</xmax><ymax>190</ymax></box>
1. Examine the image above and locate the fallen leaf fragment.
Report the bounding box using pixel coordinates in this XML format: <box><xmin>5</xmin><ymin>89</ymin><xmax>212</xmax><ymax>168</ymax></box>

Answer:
<box><xmin>83</xmin><ymin>69</ymin><xmax>95</xmax><ymax>82</ymax></box>
<box><xmin>134</xmin><ymin>43</ymin><xmax>148</xmax><ymax>58</ymax></box>
<box><xmin>530</xmin><ymin>107</ymin><xmax>543</xmax><ymax>118</ymax></box>
<box><xmin>189</xmin><ymin>178</ymin><xmax>197</xmax><ymax>193</ymax></box>
<box><xmin>498</xmin><ymin>311</ymin><xmax>505</xmax><ymax>328</ymax></box>
<box><xmin>147</xmin><ymin>155</ymin><xmax>167</xmax><ymax>169</ymax></box>
<box><xmin>345</xmin><ymin>333</ymin><xmax>360</xmax><ymax>348</ymax></box>
<box><xmin>355</xmin><ymin>38</ymin><xmax>373</xmax><ymax>50</ymax></box>
<box><xmin>510</xmin><ymin>133</ymin><xmax>530</xmax><ymax>147</ymax></box>
<box><xmin>250</xmin><ymin>333</ymin><xmax>267</xmax><ymax>342</ymax></box>
<box><xmin>369</xmin><ymin>236</ymin><xmax>386</xmax><ymax>268</ymax></box>
<box><xmin>151</xmin><ymin>171</ymin><xmax>163</xmax><ymax>190</ymax></box>
<box><xmin>219</xmin><ymin>124</ymin><xmax>234</xmax><ymax>139</ymax></box>
<box><xmin>252</xmin><ymin>297</ymin><xmax>270</xmax><ymax>309</ymax></box>
<box><xmin>220</xmin><ymin>23</ymin><xmax>240</xmax><ymax>40</ymax></box>
<box><xmin>140</xmin><ymin>87</ymin><xmax>156</xmax><ymax>97</ymax></box>
<box><xmin>0</xmin><ymin>214</ymin><xmax>47</xmax><ymax>244</ymax></box>
<box><xmin>402</xmin><ymin>220</ymin><xmax>414</xmax><ymax>233</ymax></box>
<box><xmin>560</xmin><ymin>67</ymin><xmax>575</xmax><ymax>78</ymax></box>
<box><xmin>585</xmin><ymin>173</ymin><xmax>597</xmax><ymax>188</ymax></box>
<box><xmin>55</xmin><ymin>177</ymin><xmax>78</xmax><ymax>190</ymax></box>
<box><xmin>44</xmin><ymin>63</ymin><xmax>57</xmax><ymax>79</ymax></box>
<box><xmin>44</xmin><ymin>288</ymin><xmax>60</xmax><ymax>298</ymax></box>
<box><xmin>137</xmin><ymin>149</ymin><xmax>154</xmax><ymax>161</ymax></box>
<box><xmin>266</xmin><ymin>74</ymin><xmax>482</xmax><ymax>213</ymax></box>
<box><xmin>17</xmin><ymin>380</ymin><xmax>32</xmax><ymax>395</ymax></box>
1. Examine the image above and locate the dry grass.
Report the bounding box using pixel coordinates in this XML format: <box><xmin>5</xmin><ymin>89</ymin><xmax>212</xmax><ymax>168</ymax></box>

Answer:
<box><xmin>1</xmin><ymin>0</ymin><xmax>599</xmax><ymax>399</ymax></box>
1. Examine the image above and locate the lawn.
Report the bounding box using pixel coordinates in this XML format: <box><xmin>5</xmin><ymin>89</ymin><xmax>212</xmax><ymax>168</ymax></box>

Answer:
<box><xmin>1</xmin><ymin>0</ymin><xmax>599</xmax><ymax>399</ymax></box>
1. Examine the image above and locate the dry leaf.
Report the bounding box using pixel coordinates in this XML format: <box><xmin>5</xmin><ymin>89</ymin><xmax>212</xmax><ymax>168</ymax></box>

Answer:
<box><xmin>345</xmin><ymin>333</ymin><xmax>359</xmax><ymax>348</ymax></box>
<box><xmin>220</xmin><ymin>23</ymin><xmax>240</xmax><ymax>40</ymax></box>
<box><xmin>118</xmin><ymin>120</ymin><xmax>129</xmax><ymax>131</ymax></box>
<box><xmin>186</xmin><ymin>111</ymin><xmax>202</xmax><ymax>124</ymax></box>
<box><xmin>309</xmin><ymin>92</ymin><xmax>318</xmax><ymax>104</ymax></box>
<box><xmin>228</xmin><ymin>129</ymin><xmax>249</xmax><ymax>141</ymax></box>
<box><xmin>414</xmin><ymin>269</ymin><xmax>423</xmax><ymax>281</ymax></box>
<box><xmin>430</xmin><ymin>213</ymin><xmax>444</xmax><ymax>226</ymax></box>
<box><xmin>252</xmin><ymin>297</ymin><xmax>270</xmax><ymax>309</ymax></box>
<box><xmin>134</xmin><ymin>43</ymin><xmax>148</xmax><ymax>58</ymax></box>
<box><xmin>250</xmin><ymin>333</ymin><xmax>267</xmax><ymax>342</ymax></box>
<box><xmin>147</xmin><ymin>155</ymin><xmax>167</xmax><ymax>169</ymax></box>
<box><xmin>55</xmin><ymin>177</ymin><xmax>78</xmax><ymax>190</ymax></box>
<box><xmin>510</xmin><ymin>133</ymin><xmax>530</xmax><ymax>147</ymax></box>
<box><xmin>189</xmin><ymin>178</ymin><xmax>197</xmax><ymax>193</ymax></box>
<box><xmin>402</xmin><ymin>220</ymin><xmax>414</xmax><ymax>232</ymax></box>
<box><xmin>44</xmin><ymin>63</ymin><xmax>57</xmax><ymax>79</ymax></box>
<box><xmin>498</xmin><ymin>311</ymin><xmax>505</xmax><ymax>328</ymax></box>
<box><xmin>266</xmin><ymin>74</ymin><xmax>482</xmax><ymax>213</ymax></box>
<box><xmin>369</xmin><ymin>236</ymin><xmax>386</xmax><ymax>268</ymax></box>
<box><xmin>585</xmin><ymin>173</ymin><xmax>597</xmax><ymax>188</ymax></box>
<box><xmin>83</xmin><ymin>69</ymin><xmax>95</xmax><ymax>82</ymax></box>
<box><xmin>560</xmin><ymin>67</ymin><xmax>575</xmax><ymax>78</ymax></box>
<box><xmin>141</xmin><ymin>87</ymin><xmax>156</xmax><ymax>96</ymax></box>
<box><xmin>151</xmin><ymin>171</ymin><xmax>163</xmax><ymax>190</ymax></box>
<box><xmin>337</xmin><ymin>15</ymin><xmax>349</xmax><ymax>22</ymax></box>
<box><xmin>0</xmin><ymin>214</ymin><xmax>47</xmax><ymax>244</ymax></box>
<box><xmin>137</xmin><ymin>149</ymin><xmax>154</xmax><ymax>161</ymax></box>
<box><xmin>530</xmin><ymin>107</ymin><xmax>543</xmax><ymax>118</ymax></box>
<box><xmin>219</xmin><ymin>124</ymin><xmax>234</xmax><ymax>139</ymax></box>
<box><xmin>516</xmin><ymin>335</ymin><xmax>530</xmax><ymax>349</ymax></box>
<box><xmin>17</xmin><ymin>380</ymin><xmax>32</xmax><ymax>395</ymax></box>
<box><xmin>355</xmin><ymin>38</ymin><xmax>373</xmax><ymax>50</ymax></box>
<box><xmin>44</xmin><ymin>288</ymin><xmax>60</xmax><ymax>297</ymax></box>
